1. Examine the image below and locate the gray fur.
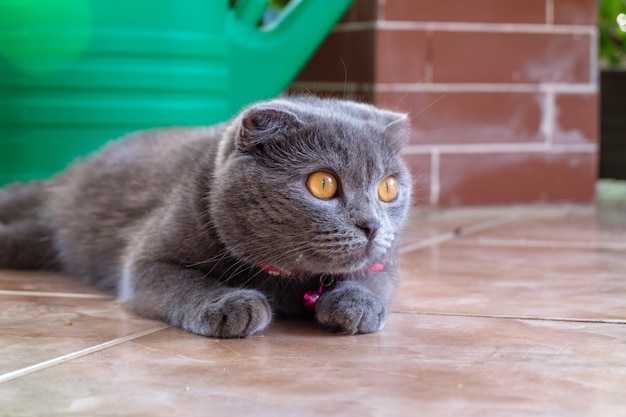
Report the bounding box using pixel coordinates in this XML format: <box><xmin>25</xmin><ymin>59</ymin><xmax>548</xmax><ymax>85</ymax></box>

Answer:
<box><xmin>0</xmin><ymin>96</ymin><xmax>412</xmax><ymax>338</ymax></box>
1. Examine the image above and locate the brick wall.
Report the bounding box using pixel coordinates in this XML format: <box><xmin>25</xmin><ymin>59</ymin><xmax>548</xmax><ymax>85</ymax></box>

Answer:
<box><xmin>292</xmin><ymin>0</ymin><xmax>599</xmax><ymax>206</ymax></box>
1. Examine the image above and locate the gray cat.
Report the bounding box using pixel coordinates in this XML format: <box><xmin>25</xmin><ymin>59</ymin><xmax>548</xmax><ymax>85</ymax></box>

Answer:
<box><xmin>0</xmin><ymin>96</ymin><xmax>412</xmax><ymax>338</ymax></box>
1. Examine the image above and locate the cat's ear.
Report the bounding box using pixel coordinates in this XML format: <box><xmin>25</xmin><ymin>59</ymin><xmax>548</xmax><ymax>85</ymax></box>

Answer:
<box><xmin>383</xmin><ymin>112</ymin><xmax>411</xmax><ymax>149</ymax></box>
<box><xmin>236</xmin><ymin>106</ymin><xmax>305</xmax><ymax>152</ymax></box>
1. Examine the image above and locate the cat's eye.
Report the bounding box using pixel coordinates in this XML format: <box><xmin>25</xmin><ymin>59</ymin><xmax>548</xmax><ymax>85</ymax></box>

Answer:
<box><xmin>378</xmin><ymin>175</ymin><xmax>399</xmax><ymax>202</ymax></box>
<box><xmin>307</xmin><ymin>171</ymin><xmax>338</xmax><ymax>200</ymax></box>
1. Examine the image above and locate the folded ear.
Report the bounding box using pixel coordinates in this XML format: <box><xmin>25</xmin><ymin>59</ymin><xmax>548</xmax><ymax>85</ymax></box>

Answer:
<box><xmin>383</xmin><ymin>111</ymin><xmax>411</xmax><ymax>149</ymax></box>
<box><xmin>236</xmin><ymin>106</ymin><xmax>305</xmax><ymax>152</ymax></box>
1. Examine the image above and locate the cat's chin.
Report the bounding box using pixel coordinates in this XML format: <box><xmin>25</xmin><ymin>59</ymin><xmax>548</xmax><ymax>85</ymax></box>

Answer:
<box><xmin>286</xmin><ymin>244</ymin><xmax>389</xmax><ymax>276</ymax></box>
<box><xmin>259</xmin><ymin>257</ymin><xmax>374</xmax><ymax>278</ymax></box>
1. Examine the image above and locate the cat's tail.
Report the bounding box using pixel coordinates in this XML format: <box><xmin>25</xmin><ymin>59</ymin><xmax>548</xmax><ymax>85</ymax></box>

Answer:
<box><xmin>0</xmin><ymin>181</ymin><xmax>60</xmax><ymax>270</ymax></box>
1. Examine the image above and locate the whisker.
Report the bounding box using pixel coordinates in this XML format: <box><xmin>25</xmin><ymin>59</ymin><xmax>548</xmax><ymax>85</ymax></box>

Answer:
<box><xmin>340</xmin><ymin>56</ymin><xmax>348</xmax><ymax>100</ymax></box>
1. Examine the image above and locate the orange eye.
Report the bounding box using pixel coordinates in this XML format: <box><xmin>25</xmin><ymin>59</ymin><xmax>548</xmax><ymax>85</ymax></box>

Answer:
<box><xmin>307</xmin><ymin>171</ymin><xmax>338</xmax><ymax>200</ymax></box>
<box><xmin>378</xmin><ymin>175</ymin><xmax>398</xmax><ymax>202</ymax></box>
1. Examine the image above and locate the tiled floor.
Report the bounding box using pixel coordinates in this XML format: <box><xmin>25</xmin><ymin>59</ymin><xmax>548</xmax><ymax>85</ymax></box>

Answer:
<box><xmin>2</xmin><ymin>201</ymin><xmax>626</xmax><ymax>416</ymax></box>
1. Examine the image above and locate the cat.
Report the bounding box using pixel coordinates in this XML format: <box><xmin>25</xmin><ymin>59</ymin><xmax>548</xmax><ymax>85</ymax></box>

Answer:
<box><xmin>0</xmin><ymin>96</ymin><xmax>412</xmax><ymax>338</ymax></box>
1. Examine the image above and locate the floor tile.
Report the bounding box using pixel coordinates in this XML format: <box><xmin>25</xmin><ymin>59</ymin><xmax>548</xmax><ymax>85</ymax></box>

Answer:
<box><xmin>395</xmin><ymin>241</ymin><xmax>626</xmax><ymax>321</ymax></box>
<box><xmin>0</xmin><ymin>270</ymin><xmax>106</xmax><ymax>296</ymax></box>
<box><xmin>395</xmin><ymin>204</ymin><xmax>626</xmax><ymax>321</ymax></box>
<box><xmin>2</xmin><ymin>203</ymin><xmax>626</xmax><ymax>416</ymax></box>
<box><xmin>0</xmin><ymin>294</ymin><xmax>164</xmax><ymax>377</ymax></box>
<box><xmin>399</xmin><ymin>206</ymin><xmax>517</xmax><ymax>250</ymax></box>
<box><xmin>1</xmin><ymin>314</ymin><xmax>625</xmax><ymax>417</ymax></box>
<box><xmin>456</xmin><ymin>205</ymin><xmax>626</xmax><ymax>247</ymax></box>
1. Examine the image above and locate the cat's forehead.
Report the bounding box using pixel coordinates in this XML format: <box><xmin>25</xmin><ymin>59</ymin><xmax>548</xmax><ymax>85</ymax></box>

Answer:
<box><xmin>302</xmin><ymin>122</ymin><xmax>404</xmax><ymax>180</ymax></box>
<box><xmin>240</xmin><ymin>97</ymin><xmax>410</xmax><ymax>179</ymax></box>
<box><xmin>266</xmin><ymin>96</ymin><xmax>404</xmax><ymax>125</ymax></box>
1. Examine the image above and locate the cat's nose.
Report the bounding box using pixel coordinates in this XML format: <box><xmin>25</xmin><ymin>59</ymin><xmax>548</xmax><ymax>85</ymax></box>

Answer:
<box><xmin>357</xmin><ymin>220</ymin><xmax>381</xmax><ymax>241</ymax></box>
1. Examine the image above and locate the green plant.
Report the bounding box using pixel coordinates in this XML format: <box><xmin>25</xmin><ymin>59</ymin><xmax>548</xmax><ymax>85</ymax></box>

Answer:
<box><xmin>599</xmin><ymin>0</ymin><xmax>626</xmax><ymax>67</ymax></box>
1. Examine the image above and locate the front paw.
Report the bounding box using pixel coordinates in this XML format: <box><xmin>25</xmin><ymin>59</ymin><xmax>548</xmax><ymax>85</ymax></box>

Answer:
<box><xmin>182</xmin><ymin>289</ymin><xmax>272</xmax><ymax>338</ymax></box>
<box><xmin>315</xmin><ymin>283</ymin><xmax>387</xmax><ymax>335</ymax></box>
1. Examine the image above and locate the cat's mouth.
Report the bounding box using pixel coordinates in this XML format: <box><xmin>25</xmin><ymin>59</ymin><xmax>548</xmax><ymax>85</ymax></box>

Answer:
<box><xmin>241</xmin><ymin>231</ymin><xmax>391</xmax><ymax>277</ymax></box>
<box><xmin>258</xmin><ymin>262</ymin><xmax>311</xmax><ymax>277</ymax></box>
<box><xmin>258</xmin><ymin>261</ymin><xmax>383</xmax><ymax>277</ymax></box>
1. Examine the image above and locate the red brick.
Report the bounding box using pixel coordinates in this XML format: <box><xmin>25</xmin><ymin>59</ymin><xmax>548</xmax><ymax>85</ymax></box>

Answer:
<box><xmin>375</xmin><ymin>30</ymin><xmax>428</xmax><ymax>83</ymax></box>
<box><xmin>432</xmin><ymin>31</ymin><xmax>592</xmax><ymax>83</ymax></box>
<box><xmin>402</xmin><ymin>154</ymin><xmax>432</xmax><ymax>206</ymax></box>
<box><xmin>383</xmin><ymin>0</ymin><xmax>546</xmax><ymax>23</ymax></box>
<box><xmin>297</xmin><ymin>30</ymin><xmax>375</xmax><ymax>83</ymax></box>
<box><xmin>350</xmin><ymin>90</ymin><xmax>375</xmax><ymax>103</ymax></box>
<box><xmin>375</xmin><ymin>91</ymin><xmax>545</xmax><ymax>145</ymax></box>
<box><xmin>340</xmin><ymin>0</ymin><xmax>378</xmax><ymax>23</ymax></box>
<box><xmin>438</xmin><ymin>152</ymin><xmax>597</xmax><ymax>206</ymax></box>
<box><xmin>554</xmin><ymin>0</ymin><xmax>597</xmax><ymax>25</ymax></box>
<box><xmin>554</xmin><ymin>93</ymin><xmax>599</xmax><ymax>144</ymax></box>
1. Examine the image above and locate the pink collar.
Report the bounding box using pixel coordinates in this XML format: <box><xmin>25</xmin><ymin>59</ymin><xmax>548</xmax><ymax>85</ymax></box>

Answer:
<box><xmin>258</xmin><ymin>262</ymin><xmax>385</xmax><ymax>311</ymax></box>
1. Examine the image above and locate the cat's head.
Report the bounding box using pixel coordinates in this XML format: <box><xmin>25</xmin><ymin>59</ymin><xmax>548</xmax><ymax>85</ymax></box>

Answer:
<box><xmin>210</xmin><ymin>96</ymin><xmax>412</xmax><ymax>275</ymax></box>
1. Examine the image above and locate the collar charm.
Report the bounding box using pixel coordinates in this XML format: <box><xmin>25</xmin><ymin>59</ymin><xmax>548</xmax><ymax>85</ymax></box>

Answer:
<box><xmin>303</xmin><ymin>285</ymin><xmax>323</xmax><ymax>311</ymax></box>
<box><xmin>302</xmin><ymin>264</ymin><xmax>385</xmax><ymax>311</ymax></box>
<box><xmin>257</xmin><ymin>262</ymin><xmax>384</xmax><ymax>311</ymax></box>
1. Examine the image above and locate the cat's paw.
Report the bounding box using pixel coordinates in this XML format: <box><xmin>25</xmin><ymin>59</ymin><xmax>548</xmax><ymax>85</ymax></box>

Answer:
<box><xmin>183</xmin><ymin>289</ymin><xmax>272</xmax><ymax>338</ymax></box>
<box><xmin>315</xmin><ymin>283</ymin><xmax>387</xmax><ymax>335</ymax></box>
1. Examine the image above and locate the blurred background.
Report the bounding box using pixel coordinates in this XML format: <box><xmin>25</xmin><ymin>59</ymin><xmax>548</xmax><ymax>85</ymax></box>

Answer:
<box><xmin>1</xmin><ymin>0</ymin><xmax>624</xmax><ymax>207</ymax></box>
<box><xmin>293</xmin><ymin>0</ymin><xmax>625</xmax><ymax>206</ymax></box>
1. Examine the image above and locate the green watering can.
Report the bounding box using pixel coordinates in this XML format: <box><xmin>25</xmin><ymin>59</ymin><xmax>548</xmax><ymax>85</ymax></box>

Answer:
<box><xmin>0</xmin><ymin>0</ymin><xmax>353</xmax><ymax>185</ymax></box>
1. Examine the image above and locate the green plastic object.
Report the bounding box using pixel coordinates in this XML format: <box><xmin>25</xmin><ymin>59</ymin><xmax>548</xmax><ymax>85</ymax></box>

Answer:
<box><xmin>0</xmin><ymin>0</ymin><xmax>353</xmax><ymax>185</ymax></box>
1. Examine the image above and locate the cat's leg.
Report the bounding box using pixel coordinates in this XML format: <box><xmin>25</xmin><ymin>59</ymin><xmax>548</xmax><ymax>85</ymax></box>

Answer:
<box><xmin>0</xmin><ymin>181</ymin><xmax>59</xmax><ymax>270</ymax></box>
<box><xmin>314</xmin><ymin>280</ymin><xmax>388</xmax><ymax>335</ymax></box>
<box><xmin>0</xmin><ymin>221</ymin><xmax>59</xmax><ymax>270</ymax></box>
<box><xmin>123</xmin><ymin>260</ymin><xmax>273</xmax><ymax>338</ymax></box>
<box><xmin>0</xmin><ymin>182</ymin><xmax>46</xmax><ymax>223</ymax></box>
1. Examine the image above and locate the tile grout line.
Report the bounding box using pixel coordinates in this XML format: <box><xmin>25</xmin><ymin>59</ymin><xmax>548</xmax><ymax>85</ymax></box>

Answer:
<box><xmin>429</xmin><ymin>148</ymin><xmax>440</xmax><ymax>206</ymax></box>
<box><xmin>454</xmin><ymin>237</ymin><xmax>626</xmax><ymax>250</ymax></box>
<box><xmin>545</xmin><ymin>0</ymin><xmax>554</xmax><ymax>25</ymax></box>
<box><xmin>391</xmin><ymin>310</ymin><xmax>626</xmax><ymax>326</ymax></box>
<box><xmin>375</xmin><ymin>82</ymin><xmax>598</xmax><ymax>93</ymax></box>
<box><xmin>334</xmin><ymin>20</ymin><xmax>595</xmax><ymax>35</ymax></box>
<box><xmin>399</xmin><ymin>214</ymin><xmax>520</xmax><ymax>255</ymax></box>
<box><xmin>402</xmin><ymin>142</ymin><xmax>597</xmax><ymax>155</ymax></box>
<box><xmin>542</xmin><ymin>90</ymin><xmax>555</xmax><ymax>147</ymax></box>
<box><xmin>0</xmin><ymin>324</ymin><xmax>170</xmax><ymax>384</ymax></box>
<box><xmin>293</xmin><ymin>81</ymin><xmax>598</xmax><ymax>94</ymax></box>
<box><xmin>0</xmin><ymin>290</ymin><xmax>112</xmax><ymax>299</ymax></box>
